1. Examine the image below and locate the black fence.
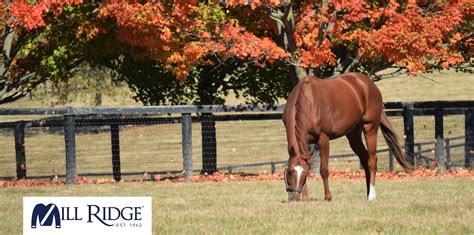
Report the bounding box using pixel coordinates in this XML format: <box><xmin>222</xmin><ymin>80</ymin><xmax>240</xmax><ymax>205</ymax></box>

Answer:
<box><xmin>0</xmin><ymin>101</ymin><xmax>473</xmax><ymax>183</ymax></box>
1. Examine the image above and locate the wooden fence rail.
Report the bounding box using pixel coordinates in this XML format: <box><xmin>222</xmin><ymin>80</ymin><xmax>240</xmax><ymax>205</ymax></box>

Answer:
<box><xmin>1</xmin><ymin>101</ymin><xmax>473</xmax><ymax>183</ymax></box>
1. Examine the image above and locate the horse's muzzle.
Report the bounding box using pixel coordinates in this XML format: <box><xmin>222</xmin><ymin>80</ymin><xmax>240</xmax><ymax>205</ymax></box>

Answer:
<box><xmin>284</xmin><ymin>167</ymin><xmax>307</xmax><ymax>194</ymax></box>
<box><xmin>288</xmin><ymin>191</ymin><xmax>303</xmax><ymax>202</ymax></box>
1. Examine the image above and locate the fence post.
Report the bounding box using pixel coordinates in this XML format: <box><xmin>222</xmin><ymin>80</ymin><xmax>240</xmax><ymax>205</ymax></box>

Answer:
<box><xmin>434</xmin><ymin>108</ymin><xmax>445</xmax><ymax>175</ymax></box>
<box><xmin>445</xmin><ymin>139</ymin><xmax>451</xmax><ymax>169</ymax></box>
<box><xmin>403</xmin><ymin>103</ymin><xmax>415</xmax><ymax>165</ymax></box>
<box><xmin>271</xmin><ymin>162</ymin><xmax>276</xmax><ymax>175</ymax></box>
<box><xmin>14</xmin><ymin>121</ymin><xmax>26</xmax><ymax>179</ymax></box>
<box><xmin>111</xmin><ymin>124</ymin><xmax>121</xmax><ymax>182</ymax></box>
<box><xmin>64</xmin><ymin>115</ymin><xmax>76</xmax><ymax>184</ymax></box>
<box><xmin>182</xmin><ymin>113</ymin><xmax>193</xmax><ymax>182</ymax></box>
<box><xmin>415</xmin><ymin>143</ymin><xmax>421</xmax><ymax>169</ymax></box>
<box><xmin>465</xmin><ymin>108</ymin><xmax>474</xmax><ymax>168</ymax></box>
<box><xmin>388</xmin><ymin>150</ymin><xmax>394</xmax><ymax>172</ymax></box>
<box><xmin>201</xmin><ymin>113</ymin><xmax>217</xmax><ymax>175</ymax></box>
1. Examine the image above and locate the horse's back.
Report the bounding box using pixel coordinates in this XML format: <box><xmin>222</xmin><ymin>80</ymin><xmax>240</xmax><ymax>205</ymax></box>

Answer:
<box><xmin>324</xmin><ymin>72</ymin><xmax>382</xmax><ymax>109</ymax></box>
<box><xmin>302</xmin><ymin>73</ymin><xmax>383</xmax><ymax>138</ymax></box>
<box><xmin>332</xmin><ymin>73</ymin><xmax>383</xmax><ymax>122</ymax></box>
<box><xmin>328</xmin><ymin>73</ymin><xmax>379</xmax><ymax>93</ymax></box>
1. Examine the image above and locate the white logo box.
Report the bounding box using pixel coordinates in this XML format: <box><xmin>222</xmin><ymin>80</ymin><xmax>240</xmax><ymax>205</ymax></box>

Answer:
<box><xmin>24</xmin><ymin>197</ymin><xmax>152</xmax><ymax>235</ymax></box>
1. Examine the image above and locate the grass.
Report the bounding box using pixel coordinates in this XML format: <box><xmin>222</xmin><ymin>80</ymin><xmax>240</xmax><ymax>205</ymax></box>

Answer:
<box><xmin>223</xmin><ymin>70</ymin><xmax>474</xmax><ymax>104</ymax></box>
<box><xmin>0</xmin><ymin>81</ymin><xmax>141</xmax><ymax>109</ymax></box>
<box><xmin>1</xmin><ymin>178</ymin><xmax>473</xmax><ymax>234</ymax></box>
<box><xmin>376</xmin><ymin>71</ymin><xmax>474</xmax><ymax>102</ymax></box>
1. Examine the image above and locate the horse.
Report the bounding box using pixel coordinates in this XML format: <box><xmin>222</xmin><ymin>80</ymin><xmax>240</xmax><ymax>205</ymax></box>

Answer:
<box><xmin>282</xmin><ymin>72</ymin><xmax>413</xmax><ymax>202</ymax></box>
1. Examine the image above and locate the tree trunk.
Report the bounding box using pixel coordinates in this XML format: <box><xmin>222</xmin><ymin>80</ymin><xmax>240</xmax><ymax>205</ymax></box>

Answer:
<box><xmin>197</xmin><ymin>68</ymin><xmax>218</xmax><ymax>175</ymax></box>
<box><xmin>271</xmin><ymin>5</ymin><xmax>307</xmax><ymax>87</ymax></box>
<box><xmin>200</xmin><ymin>113</ymin><xmax>217</xmax><ymax>175</ymax></box>
<box><xmin>290</xmin><ymin>63</ymin><xmax>308</xmax><ymax>85</ymax></box>
<box><xmin>0</xmin><ymin>26</ymin><xmax>14</xmax><ymax>98</ymax></box>
<box><xmin>94</xmin><ymin>75</ymin><xmax>103</xmax><ymax>106</ymax></box>
<box><xmin>94</xmin><ymin>92</ymin><xmax>102</xmax><ymax>106</ymax></box>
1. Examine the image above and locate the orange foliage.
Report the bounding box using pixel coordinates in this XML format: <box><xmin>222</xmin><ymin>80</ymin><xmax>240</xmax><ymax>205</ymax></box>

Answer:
<box><xmin>100</xmin><ymin>0</ymin><xmax>470</xmax><ymax>78</ymax></box>
<box><xmin>6</xmin><ymin>0</ymin><xmax>83</xmax><ymax>30</ymax></box>
<box><xmin>293</xmin><ymin>0</ymin><xmax>471</xmax><ymax>72</ymax></box>
<box><xmin>4</xmin><ymin>0</ymin><xmax>469</xmax><ymax>80</ymax></box>
<box><xmin>99</xmin><ymin>1</ymin><xmax>287</xmax><ymax>80</ymax></box>
<box><xmin>225</xmin><ymin>0</ymin><xmax>290</xmax><ymax>9</ymax></box>
<box><xmin>345</xmin><ymin>1</ymin><xmax>469</xmax><ymax>72</ymax></box>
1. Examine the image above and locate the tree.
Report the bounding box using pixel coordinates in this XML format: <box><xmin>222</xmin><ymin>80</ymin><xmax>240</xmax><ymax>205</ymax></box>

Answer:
<box><xmin>114</xmin><ymin>55</ymin><xmax>292</xmax><ymax>105</ymax></box>
<box><xmin>0</xmin><ymin>0</ymin><xmax>121</xmax><ymax>105</ymax></box>
<box><xmin>100</xmin><ymin>1</ymin><xmax>291</xmax><ymax>107</ymax></box>
<box><xmin>2</xmin><ymin>1</ymin><xmax>471</xmax><ymax>105</ymax></box>
<box><xmin>101</xmin><ymin>0</ymin><xmax>472</xmax><ymax>85</ymax></box>
<box><xmin>0</xmin><ymin>1</ymin><xmax>84</xmax><ymax>104</ymax></box>
<box><xmin>100</xmin><ymin>0</ymin><xmax>472</xmax><ymax>174</ymax></box>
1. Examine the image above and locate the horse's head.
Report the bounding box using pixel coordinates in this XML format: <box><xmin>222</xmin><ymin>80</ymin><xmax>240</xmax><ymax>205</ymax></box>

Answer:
<box><xmin>284</xmin><ymin>154</ymin><xmax>313</xmax><ymax>202</ymax></box>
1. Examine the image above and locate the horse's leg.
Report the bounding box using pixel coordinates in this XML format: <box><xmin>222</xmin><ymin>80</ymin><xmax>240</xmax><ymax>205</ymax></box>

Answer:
<box><xmin>363</xmin><ymin>123</ymin><xmax>379</xmax><ymax>201</ymax></box>
<box><xmin>318</xmin><ymin>134</ymin><xmax>332</xmax><ymax>201</ymax></box>
<box><xmin>346</xmin><ymin>129</ymin><xmax>370</xmax><ymax>198</ymax></box>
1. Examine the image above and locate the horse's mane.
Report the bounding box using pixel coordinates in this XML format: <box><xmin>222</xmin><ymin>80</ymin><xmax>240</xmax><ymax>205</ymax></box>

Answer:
<box><xmin>293</xmin><ymin>79</ymin><xmax>312</xmax><ymax>160</ymax></box>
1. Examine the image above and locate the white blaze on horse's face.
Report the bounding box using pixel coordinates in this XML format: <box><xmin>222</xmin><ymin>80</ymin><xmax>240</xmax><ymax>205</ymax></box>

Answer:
<box><xmin>294</xmin><ymin>165</ymin><xmax>304</xmax><ymax>188</ymax></box>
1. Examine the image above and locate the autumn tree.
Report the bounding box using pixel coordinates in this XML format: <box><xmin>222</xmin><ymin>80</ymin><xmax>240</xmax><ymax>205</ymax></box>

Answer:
<box><xmin>99</xmin><ymin>1</ymin><xmax>291</xmax><ymax>106</ymax></box>
<box><xmin>99</xmin><ymin>0</ymin><xmax>472</xmax><ymax>174</ymax></box>
<box><xmin>233</xmin><ymin>0</ymin><xmax>471</xmax><ymax>79</ymax></box>
<box><xmin>2</xmin><ymin>1</ymin><xmax>471</xmax><ymax>105</ymax></box>
<box><xmin>0</xmin><ymin>0</ymin><xmax>120</xmax><ymax>105</ymax></box>
<box><xmin>101</xmin><ymin>0</ymin><xmax>472</xmax><ymax>86</ymax></box>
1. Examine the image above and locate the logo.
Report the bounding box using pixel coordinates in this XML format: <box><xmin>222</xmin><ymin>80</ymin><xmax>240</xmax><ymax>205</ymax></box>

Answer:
<box><xmin>31</xmin><ymin>203</ymin><xmax>61</xmax><ymax>228</ymax></box>
<box><xmin>23</xmin><ymin>197</ymin><xmax>152</xmax><ymax>235</ymax></box>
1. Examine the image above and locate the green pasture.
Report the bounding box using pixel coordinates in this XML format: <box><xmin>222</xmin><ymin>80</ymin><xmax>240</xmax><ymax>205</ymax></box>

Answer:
<box><xmin>376</xmin><ymin>71</ymin><xmax>474</xmax><ymax>102</ymax></box>
<box><xmin>1</xmin><ymin>178</ymin><xmax>473</xmax><ymax>234</ymax></box>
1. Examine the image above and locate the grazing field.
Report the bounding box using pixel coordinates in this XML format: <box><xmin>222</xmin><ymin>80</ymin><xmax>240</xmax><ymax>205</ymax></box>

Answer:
<box><xmin>376</xmin><ymin>71</ymin><xmax>474</xmax><ymax>102</ymax></box>
<box><xmin>1</xmin><ymin>178</ymin><xmax>473</xmax><ymax>234</ymax></box>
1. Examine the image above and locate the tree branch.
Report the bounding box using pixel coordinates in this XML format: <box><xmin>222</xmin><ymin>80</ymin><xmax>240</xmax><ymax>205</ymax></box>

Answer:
<box><xmin>343</xmin><ymin>54</ymin><xmax>361</xmax><ymax>73</ymax></box>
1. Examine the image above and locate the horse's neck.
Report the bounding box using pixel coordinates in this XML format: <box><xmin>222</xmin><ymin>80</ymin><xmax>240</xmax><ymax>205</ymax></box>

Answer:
<box><xmin>294</xmin><ymin>111</ymin><xmax>311</xmax><ymax>157</ymax></box>
<box><xmin>286</xmin><ymin>78</ymin><xmax>318</xmax><ymax>157</ymax></box>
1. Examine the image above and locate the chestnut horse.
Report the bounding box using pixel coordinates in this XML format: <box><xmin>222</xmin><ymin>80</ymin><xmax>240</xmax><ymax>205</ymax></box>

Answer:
<box><xmin>282</xmin><ymin>72</ymin><xmax>413</xmax><ymax>202</ymax></box>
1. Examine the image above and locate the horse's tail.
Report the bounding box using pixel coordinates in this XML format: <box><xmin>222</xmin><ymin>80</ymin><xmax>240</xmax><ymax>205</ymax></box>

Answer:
<box><xmin>380</xmin><ymin>111</ymin><xmax>414</xmax><ymax>173</ymax></box>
